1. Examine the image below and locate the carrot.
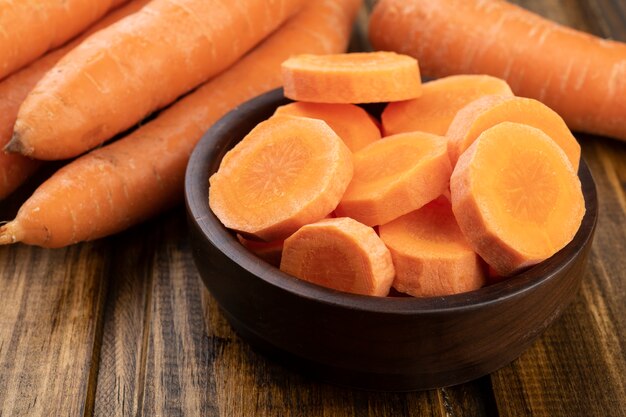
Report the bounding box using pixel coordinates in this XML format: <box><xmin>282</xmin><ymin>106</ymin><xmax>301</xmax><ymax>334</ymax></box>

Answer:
<box><xmin>8</xmin><ymin>0</ymin><xmax>307</xmax><ymax>160</ymax></box>
<box><xmin>0</xmin><ymin>0</ymin><xmax>131</xmax><ymax>80</ymax></box>
<box><xmin>281</xmin><ymin>51</ymin><xmax>422</xmax><ymax>103</ymax></box>
<box><xmin>335</xmin><ymin>131</ymin><xmax>451</xmax><ymax>226</ymax></box>
<box><xmin>0</xmin><ymin>0</ymin><xmax>360</xmax><ymax>248</ymax></box>
<box><xmin>381</xmin><ymin>75</ymin><xmax>513</xmax><ymax>136</ymax></box>
<box><xmin>446</xmin><ymin>95</ymin><xmax>581</xmax><ymax>171</ymax></box>
<box><xmin>273</xmin><ymin>102</ymin><xmax>381</xmax><ymax>152</ymax></box>
<box><xmin>450</xmin><ymin>121</ymin><xmax>585</xmax><ymax>276</ymax></box>
<box><xmin>379</xmin><ymin>197</ymin><xmax>485</xmax><ymax>297</ymax></box>
<box><xmin>280</xmin><ymin>217</ymin><xmax>395</xmax><ymax>296</ymax></box>
<box><xmin>369</xmin><ymin>0</ymin><xmax>626</xmax><ymax>141</ymax></box>
<box><xmin>237</xmin><ymin>235</ymin><xmax>284</xmax><ymax>268</ymax></box>
<box><xmin>0</xmin><ymin>0</ymin><xmax>152</xmax><ymax>200</ymax></box>
<box><xmin>210</xmin><ymin>116</ymin><xmax>353</xmax><ymax>242</ymax></box>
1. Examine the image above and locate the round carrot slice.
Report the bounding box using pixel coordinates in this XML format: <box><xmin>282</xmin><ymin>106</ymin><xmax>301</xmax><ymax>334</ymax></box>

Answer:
<box><xmin>379</xmin><ymin>197</ymin><xmax>485</xmax><ymax>297</ymax></box>
<box><xmin>237</xmin><ymin>234</ymin><xmax>284</xmax><ymax>267</ymax></box>
<box><xmin>281</xmin><ymin>51</ymin><xmax>422</xmax><ymax>103</ymax></box>
<box><xmin>335</xmin><ymin>131</ymin><xmax>451</xmax><ymax>226</ymax></box>
<box><xmin>450</xmin><ymin>121</ymin><xmax>585</xmax><ymax>276</ymax></box>
<box><xmin>447</xmin><ymin>95</ymin><xmax>581</xmax><ymax>171</ymax></box>
<box><xmin>273</xmin><ymin>102</ymin><xmax>381</xmax><ymax>152</ymax></box>
<box><xmin>209</xmin><ymin>116</ymin><xmax>353</xmax><ymax>242</ymax></box>
<box><xmin>382</xmin><ymin>75</ymin><xmax>513</xmax><ymax>136</ymax></box>
<box><xmin>280</xmin><ymin>217</ymin><xmax>395</xmax><ymax>296</ymax></box>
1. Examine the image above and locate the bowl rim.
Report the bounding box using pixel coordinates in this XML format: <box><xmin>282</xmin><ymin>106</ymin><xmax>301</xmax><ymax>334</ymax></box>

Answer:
<box><xmin>184</xmin><ymin>87</ymin><xmax>598</xmax><ymax>315</ymax></box>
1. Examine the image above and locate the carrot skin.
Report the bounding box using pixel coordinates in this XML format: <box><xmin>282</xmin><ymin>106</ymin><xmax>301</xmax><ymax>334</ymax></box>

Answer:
<box><xmin>0</xmin><ymin>0</ymin><xmax>132</xmax><ymax>80</ymax></box>
<box><xmin>369</xmin><ymin>0</ymin><xmax>626</xmax><ymax>141</ymax></box>
<box><xmin>0</xmin><ymin>0</ymin><xmax>361</xmax><ymax>248</ymax></box>
<box><xmin>0</xmin><ymin>0</ymin><xmax>152</xmax><ymax>199</ymax></box>
<box><xmin>10</xmin><ymin>0</ymin><xmax>307</xmax><ymax>160</ymax></box>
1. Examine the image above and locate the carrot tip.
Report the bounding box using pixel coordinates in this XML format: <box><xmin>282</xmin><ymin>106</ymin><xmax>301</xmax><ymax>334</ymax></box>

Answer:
<box><xmin>0</xmin><ymin>223</ymin><xmax>18</xmax><ymax>245</ymax></box>
<box><xmin>4</xmin><ymin>133</ymin><xmax>30</xmax><ymax>156</ymax></box>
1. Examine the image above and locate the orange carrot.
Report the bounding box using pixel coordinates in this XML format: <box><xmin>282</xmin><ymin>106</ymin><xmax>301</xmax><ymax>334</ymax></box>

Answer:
<box><xmin>0</xmin><ymin>0</ymin><xmax>131</xmax><ymax>80</ymax></box>
<box><xmin>446</xmin><ymin>95</ymin><xmax>581</xmax><ymax>171</ymax></box>
<box><xmin>273</xmin><ymin>102</ymin><xmax>381</xmax><ymax>152</ymax></box>
<box><xmin>382</xmin><ymin>75</ymin><xmax>513</xmax><ymax>136</ymax></box>
<box><xmin>379</xmin><ymin>197</ymin><xmax>485</xmax><ymax>297</ymax></box>
<box><xmin>0</xmin><ymin>0</ymin><xmax>360</xmax><ymax>248</ymax></box>
<box><xmin>281</xmin><ymin>51</ymin><xmax>422</xmax><ymax>103</ymax></box>
<box><xmin>280</xmin><ymin>217</ymin><xmax>395</xmax><ymax>296</ymax></box>
<box><xmin>369</xmin><ymin>0</ymin><xmax>626</xmax><ymax>141</ymax></box>
<box><xmin>450</xmin><ymin>122</ymin><xmax>585</xmax><ymax>276</ymax></box>
<box><xmin>210</xmin><ymin>116</ymin><xmax>353</xmax><ymax>242</ymax></box>
<box><xmin>237</xmin><ymin>235</ymin><xmax>284</xmax><ymax>267</ymax></box>
<box><xmin>335</xmin><ymin>131</ymin><xmax>451</xmax><ymax>226</ymax></box>
<box><xmin>8</xmin><ymin>0</ymin><xmax>307</xmax><ymax>160</ymax></box>
<box><xmin>0</xmin><ymin>0</ymin><xmax>152</xmax><ymax>200</ymax></box>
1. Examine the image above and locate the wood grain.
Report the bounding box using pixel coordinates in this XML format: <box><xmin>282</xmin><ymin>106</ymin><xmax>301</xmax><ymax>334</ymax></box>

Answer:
<box><xmin>92</xmin><ymin>220</ymin><xmax>162</xmax><ymax>417</ymax></box>
<box><xmin>0</xmin><ymin>243</ymin><xmax>108</xmax><ymax>416</ymax></box>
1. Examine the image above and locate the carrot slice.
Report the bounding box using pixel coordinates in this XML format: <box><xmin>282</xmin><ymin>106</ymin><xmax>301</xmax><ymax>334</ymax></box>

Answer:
<box><xmin>379</xmin><ymin>197</ymin><xmax>485</xmax><ymax>297</ymax></box>
<box><xmin>450</xmin><ymin>121</ymin><xmax>585</xmax><ymax>276</ymax></box>
<box><xmin>281</xmin><ymin>51</ymin><xmax>421</xmax><ymax>103</ymax></box>
<box><xmin>280</xmin><ymin>217</ymin><xmax>395</xmax><ymax>296</ymax></box>
<box><xmin>273</xmin><ymin>102</ymin><xmax>381</xmax><ymax>152</ymax></box>
<box><xmin>447</xmin><ymin>95</ymin><xmax>581</xmax><ymax>171</ymax></box>
<box><xmin>382</xmin><ymin>75</ymin><xmax>513</xmax><ymax>136</ymax></box>
<box><xmin>237</xmin><ymin>234</ymin><xmax>284</xmax><ymax>267</ymax></box>
<box><xmin>209</xmin><ymin>116</ymin><xmax>353</xmax><ymax>242</ymax></box>
<box><xmin>335</xmin><ymin>131</ymin><xmax>451</xmax><ymax>226</ymax></box>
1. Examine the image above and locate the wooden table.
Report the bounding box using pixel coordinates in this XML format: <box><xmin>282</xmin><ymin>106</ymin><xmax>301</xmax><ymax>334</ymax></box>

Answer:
<box><xmin>1</xmin><ymin>1</ymin><xmax>625</xmax><ymax>416</ymax></box>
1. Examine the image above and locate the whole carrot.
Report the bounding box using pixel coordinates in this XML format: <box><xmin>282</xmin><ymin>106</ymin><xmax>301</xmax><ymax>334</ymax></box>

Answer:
<box><xmin>0</xmin><ymin>0</ymin><xmax>361</xmax><ymax>248</ymax></box>
<box><xmin>0</xmin><ymin>0</ymin><xmax>130</xmax><ymax>80</ymax></box>
<box><xmin>0</xmin><ymin>0</ymin><xmax>152</xmax><ymax>200</ymax></box>
<box><xmin>7</xmin><ymin>0</ymin><xmax>306</xmax><ymax>160</ymax></box>
<box><xmin>369</xmin><ymin>0</ymin><xmax>626</xmax><ymax>141</ymax></box>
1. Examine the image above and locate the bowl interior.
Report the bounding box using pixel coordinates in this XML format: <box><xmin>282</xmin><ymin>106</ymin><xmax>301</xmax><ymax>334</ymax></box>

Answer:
<box><xmin>185</xmin><ymin>87</ymin><xmax>598</xmax><ymax>314</ymax></box>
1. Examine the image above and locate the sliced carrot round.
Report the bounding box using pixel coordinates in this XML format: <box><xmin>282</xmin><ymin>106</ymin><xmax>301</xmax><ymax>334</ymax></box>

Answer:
<box><xmin>273</xmin><ymin>102</ymin><xmax>381</xmax><ymax>152</ymax></box>
<box><xmin>446</xmin><ymin>95</ymin><xmax>581</xmax><ymax>171</ymax></box>
<box><xmin>335</xmin><ymin>131</ymin><xmax>451</xmax><ymax>226</ymax></box>
<box><xmin>280</xmin><ymin>217</ymin><xmax>395</xmax><ymax>296</ymax></box>
<box><xmin>382</xmin><ymin>75</ymin><xmax>513</xmax><ymax>136</ymax></box>
<box><xmin>379</xmin><ymin>197</ymin><xmax>485</xmax><ymax>297</ymax></box>
<box><xmin>237</xmin><ymin>234</ymin><xmax>284</xmax><ymax>267</ymax></box>
<box><xmin>450</xmin><ymin>121</ymin><xmax>585</xmax><ymax>276</ymax></box>
<box><xmin>281</xmin><ymin>51</ymin><xmax>422</xmax><ymax>103</ymax></box>
<box><xmin>209</xmin><ymin>116</ymin><xmax>353</xmax><ymax>242</ymax></box>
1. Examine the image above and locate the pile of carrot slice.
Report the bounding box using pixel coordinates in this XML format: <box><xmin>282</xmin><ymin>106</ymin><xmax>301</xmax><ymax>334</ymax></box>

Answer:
<box><xmin>209</xmin><ymin>51</ymin><xmax>586</xmax><ymax>298</ymax></box>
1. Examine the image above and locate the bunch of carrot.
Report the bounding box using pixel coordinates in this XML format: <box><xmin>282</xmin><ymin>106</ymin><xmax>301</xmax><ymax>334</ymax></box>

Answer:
<box><xmin>209</xmin><ymin>51</ymin><xmax>585</xmax><ymax>298</ymax></box>
<box><xmin>0</xmin><ymin>0</ymin><xmax>362</xmax><ymax>246</ymax></box>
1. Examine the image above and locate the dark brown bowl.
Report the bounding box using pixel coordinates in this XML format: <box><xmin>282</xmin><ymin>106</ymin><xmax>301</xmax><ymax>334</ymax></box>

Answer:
<box><xmin>184</xmin><ymin>88</ymin><xmax>598</xmax><ymax>391</ymax></box>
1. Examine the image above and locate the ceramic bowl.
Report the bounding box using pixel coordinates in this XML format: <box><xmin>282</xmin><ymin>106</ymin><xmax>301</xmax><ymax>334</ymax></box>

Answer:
<box><xmin>184</xmin><ymin>88</ymin><xmax>598</xmax><ymax>391</ymax></box>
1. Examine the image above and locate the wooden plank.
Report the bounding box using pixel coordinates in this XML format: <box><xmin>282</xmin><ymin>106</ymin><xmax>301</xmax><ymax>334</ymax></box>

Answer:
<box><xmin>578</xmin><ymin>0</ymin><xmax>626</xmax><ymax>40</ymax></box>
<box><xmin>92</xmin><ymin>219</ymin><xmax>163</xmax><ymax>417</ymax></box>
<box><xmin>139</xmin><ymin>211</ymin><xmax>220</xmax><ymax>416</ymax></box>
<box><xmin>0</xmin><ymin>242</ymin><xmax>108</xmax><ymax>416</ymax></box>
